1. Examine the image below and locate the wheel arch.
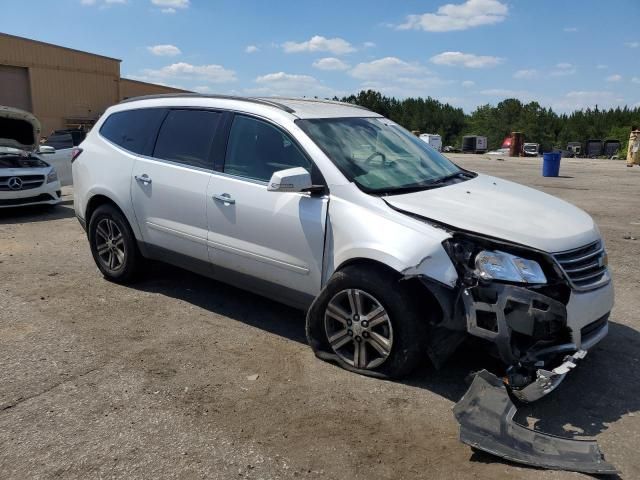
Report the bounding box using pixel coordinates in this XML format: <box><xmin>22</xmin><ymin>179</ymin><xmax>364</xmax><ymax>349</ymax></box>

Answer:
<box><xmin>84</xmin><ymin>192</ymin><xmax>142</xmax><ymax>241</ymax></box>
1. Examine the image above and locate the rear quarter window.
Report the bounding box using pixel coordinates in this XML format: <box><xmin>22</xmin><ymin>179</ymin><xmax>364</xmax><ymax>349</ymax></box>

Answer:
<box><xmin>99</xmin><ymin>108</ymin><xmax>167</xmax><ymax>155</ymax></box>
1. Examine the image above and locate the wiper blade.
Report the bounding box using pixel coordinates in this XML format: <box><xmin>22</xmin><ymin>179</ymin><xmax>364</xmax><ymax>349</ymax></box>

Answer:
<box><xmin>428</xmin><ymin>171</ymin><xmax>466</xmax><ymax>185</ymax></box>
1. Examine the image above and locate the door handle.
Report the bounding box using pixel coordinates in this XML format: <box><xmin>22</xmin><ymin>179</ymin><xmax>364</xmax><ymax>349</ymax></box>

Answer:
<box><xmin>135</xmin><ymin>174</ymin><xmax>152</xmax><ymax>185</ymax></box>
<box><xmin>212</xmin><ymin>193</ymin><xmax>235</xmax><ymax>204</ymax></box>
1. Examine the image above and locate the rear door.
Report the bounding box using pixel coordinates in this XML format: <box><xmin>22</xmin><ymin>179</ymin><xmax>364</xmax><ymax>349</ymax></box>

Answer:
<box><xmin>206</xmin><ymin>114</ymin><xmax>327</xmax><ymax>298</ymax></box>
<box><xmin>131</xmin><ymin>108</ymin><xmax>224</xmax><ymax>262</ymax></box>
<box><xmin>43</xmin><ymin>133</ymin><xmax>74</xmax><ymax>185</ymax></box>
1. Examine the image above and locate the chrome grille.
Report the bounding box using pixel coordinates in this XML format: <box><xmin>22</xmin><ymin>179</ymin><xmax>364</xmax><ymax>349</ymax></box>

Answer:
<box><xmin>553</xmin><ymin>240</ymin><xmax>609</xmax><ymax>291</ymax></box>
<box><xmin>0</xmin><ymin>175</ymin><xmax>45</xmax><ymax>191</ymax></box>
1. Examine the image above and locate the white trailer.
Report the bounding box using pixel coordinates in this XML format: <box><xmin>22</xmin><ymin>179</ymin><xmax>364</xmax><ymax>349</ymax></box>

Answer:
<box><xmin>419</xmin><ymin>133</ymin><xmax>442</xmax><ymax>152</ymax></box>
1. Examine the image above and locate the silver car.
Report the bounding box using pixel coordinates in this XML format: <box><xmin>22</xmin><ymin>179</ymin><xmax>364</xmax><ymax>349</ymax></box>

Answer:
<box><xmin>73</xmin><ymin>95</ymin><xmax>613</xmax><ymax>401</ymax></box>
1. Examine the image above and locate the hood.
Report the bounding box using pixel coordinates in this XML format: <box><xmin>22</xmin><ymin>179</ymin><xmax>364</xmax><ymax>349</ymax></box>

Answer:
<box><xmin>0</xmin><ymin>106</ymin><xmax>41</xmax><ymax>152</ymax></box>
<box><xmin>384</xmin><ymin>174</ymin><xmax>598</xmax><ymax>253</ymax></box>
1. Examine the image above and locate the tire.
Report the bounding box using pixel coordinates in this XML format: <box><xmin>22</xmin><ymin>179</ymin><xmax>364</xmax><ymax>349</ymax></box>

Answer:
<box><xmin>306</xmin><ymin>264</ymin><xmax>428</xmax><ymax>379</ymax></box>
<box><xmin>88</xmin><ymin>204</ymin><xmax>142</xmax><ymax>283</ymax></box>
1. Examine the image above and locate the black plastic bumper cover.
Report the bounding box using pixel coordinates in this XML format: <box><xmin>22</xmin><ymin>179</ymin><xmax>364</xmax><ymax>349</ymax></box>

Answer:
<box><xmin>453</xmin><ymin>370</ymin><xmax>617</xmax><ymax>475</ymax></box>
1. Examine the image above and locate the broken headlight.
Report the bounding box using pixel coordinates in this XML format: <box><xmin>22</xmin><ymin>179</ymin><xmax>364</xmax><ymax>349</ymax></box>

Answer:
<box><xmin>475</xmin><ymin>250</ymin><xmax>547</xmax><ymax>284</ymax></box>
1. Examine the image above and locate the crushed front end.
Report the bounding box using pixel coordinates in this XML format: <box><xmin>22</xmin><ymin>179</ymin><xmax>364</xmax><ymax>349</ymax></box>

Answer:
<box><xmin>440</xmin><ymin>232</ymin><xmax>613</xmax><ymax>403</ymax></box>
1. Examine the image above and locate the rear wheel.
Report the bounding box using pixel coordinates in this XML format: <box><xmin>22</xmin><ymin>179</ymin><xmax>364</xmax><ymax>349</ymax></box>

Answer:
<box><xmin>307</xmin><ymin>265</ymin><xmax>428</xmax><ymax>379</ymax></box>
<box><xmin>88</xmin><ymin>204</ymin><xmax>141</xmax><ymax>283</ymax></box>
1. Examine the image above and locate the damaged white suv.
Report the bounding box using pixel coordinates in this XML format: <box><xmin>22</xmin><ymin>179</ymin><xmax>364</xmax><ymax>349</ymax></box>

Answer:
<box><xmin>73</xmin><ymin>95</ymin><xmax>613</xmax><ymax>402</ymax></box>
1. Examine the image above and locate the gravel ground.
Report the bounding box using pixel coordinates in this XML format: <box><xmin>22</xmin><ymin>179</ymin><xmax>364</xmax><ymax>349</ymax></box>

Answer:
<box><xmin>1</xmin><ymin>155</ymin><xmax>639</xmax><ymax>479</ymax></box>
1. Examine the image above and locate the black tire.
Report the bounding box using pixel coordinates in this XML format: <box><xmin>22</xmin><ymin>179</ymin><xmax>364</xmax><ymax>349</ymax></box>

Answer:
<box><xmin>306</xmin><ymin>264</ymin><xmax>428</xmax><ymax>379</ymax></box>
<box><xmin>88</xmin><ymin>204</ymin><xmax>142</xmax><ymax>283</ymax></box>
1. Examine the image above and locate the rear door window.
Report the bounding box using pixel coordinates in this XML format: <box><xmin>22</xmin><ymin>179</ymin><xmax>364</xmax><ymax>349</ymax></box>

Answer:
<box><xmin>153</xmin><ymin>109</ymin><xmax>222</xmax><ymax>170</ymax></box>
<box><xmin>100</xmin><ymin>108</ymin><xmax>167</xmax><ymax>155</ymax></box>
<box><xmin>223</xmin><ymin>115</ymin><xmax>311</xmax><ymax>182</ymax></box>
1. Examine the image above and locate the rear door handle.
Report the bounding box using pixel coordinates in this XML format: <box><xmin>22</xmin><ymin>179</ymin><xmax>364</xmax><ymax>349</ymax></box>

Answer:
<box><xmin>135</xmin><ymin>174</ymin><xmax>152</xmax><ymax>185</ymax></box>
<box><xmin>212</xmin><ymin>193</ymin><xmax>235</xmax><ymax>204</ymax></box>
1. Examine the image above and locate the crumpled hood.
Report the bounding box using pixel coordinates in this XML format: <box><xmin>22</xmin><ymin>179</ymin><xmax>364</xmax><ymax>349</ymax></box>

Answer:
<box><xmin>384</xmin><ymin>173</ymin><xmax>599</xmax><ymax>253</ymax></box>
<box><xmin>0</xmin><ymin>106</ymin><xmax>41</xmax><ymax>152</ymax></box>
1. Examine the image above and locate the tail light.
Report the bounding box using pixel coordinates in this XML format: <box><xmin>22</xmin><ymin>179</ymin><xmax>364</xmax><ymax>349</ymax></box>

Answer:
<box><xmin>71</xmin><ymin>147</ymin><xmax>83</xmax><ymax>163</ymax></box>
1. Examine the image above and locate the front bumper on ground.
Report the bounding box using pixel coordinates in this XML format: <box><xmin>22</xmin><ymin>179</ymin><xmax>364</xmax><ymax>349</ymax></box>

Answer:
<box><xmin>453</xmin><ymin>370</ymin><xmax>617</xmax><ymax>474</ymax></box>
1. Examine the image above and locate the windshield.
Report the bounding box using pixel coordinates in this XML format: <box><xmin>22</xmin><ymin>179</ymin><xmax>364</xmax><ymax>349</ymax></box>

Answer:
<box><xmin>297</xmin><ymin>117</ymin><xmax>463</xmax><ymax>194</ymax></box>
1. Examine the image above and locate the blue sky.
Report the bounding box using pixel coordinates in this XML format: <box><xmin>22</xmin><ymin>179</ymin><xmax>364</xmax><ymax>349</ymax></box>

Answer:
<box><xmin>2</xmin><ymin>0</ymin><xmax>639</xmax><ymax>112</ymax></box>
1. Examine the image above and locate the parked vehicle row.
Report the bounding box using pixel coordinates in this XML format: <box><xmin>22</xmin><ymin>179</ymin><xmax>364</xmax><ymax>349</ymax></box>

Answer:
<box><xmin>71</xmin><ymin>94</ymin><xmax>613</xmax><ymax>402</ymax></box>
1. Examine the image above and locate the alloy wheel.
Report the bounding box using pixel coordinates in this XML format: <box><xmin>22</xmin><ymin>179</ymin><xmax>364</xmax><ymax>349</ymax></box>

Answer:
<box><xmin>324</xmin><ymin>289</ymin><xmax>394</xmax><ymax>370</ymax></box>
<box><xmin>95</xmin><ymin>218</ymin><xmax>126</xmax><ymax>272</ymax></box>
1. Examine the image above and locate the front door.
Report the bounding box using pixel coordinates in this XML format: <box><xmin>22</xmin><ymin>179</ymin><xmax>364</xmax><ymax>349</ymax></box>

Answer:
<box><xmin>132</xmin><ymin>109</ymin><xmax>224</xmax><ymax>262</ymax></box>
<box><xmin>206</xmin><ymin>114</ymin><xmax>327</xmax><ymax>297</ymax></box>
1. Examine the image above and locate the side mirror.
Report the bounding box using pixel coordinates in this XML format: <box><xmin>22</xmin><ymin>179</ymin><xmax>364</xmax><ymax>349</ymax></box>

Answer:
<box><xmin>38</xmin><ymin>146</ymin><xmax>56</xmax><ymax>154</ymax></box>
<box><xmin>267</xmin><ymin>167</ymin><xmax>313</xmax><ymax>193</ymax></box>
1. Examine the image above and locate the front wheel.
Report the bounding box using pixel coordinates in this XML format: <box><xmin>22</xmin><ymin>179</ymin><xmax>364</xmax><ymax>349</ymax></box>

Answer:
<box><xmin>306</xmin><ymin>265</ymin><xmax>428</xmax><ymax>379</ymax></box>
<box><xmin>88</xmin><ymin>204</ymin><xmax>141</xmax><ymax>283</ymax></box>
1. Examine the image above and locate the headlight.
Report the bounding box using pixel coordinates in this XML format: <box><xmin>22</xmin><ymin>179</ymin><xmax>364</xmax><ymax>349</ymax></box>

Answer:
<box><xmin>46</xmin><ymin>170</ymin><xmax>58</xmax><ymax>183</ymax></box>
<box><xmin>475</xmin><ymin>250</ymin><xmax>547</xmax><ymax>284</ymax></box>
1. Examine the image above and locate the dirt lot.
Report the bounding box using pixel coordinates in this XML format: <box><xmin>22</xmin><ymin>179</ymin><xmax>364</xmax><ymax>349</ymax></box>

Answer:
<box><xmin>1</xmin><ymin>155</ymin><xmax>639</xmax><ymax>479</ymax></box>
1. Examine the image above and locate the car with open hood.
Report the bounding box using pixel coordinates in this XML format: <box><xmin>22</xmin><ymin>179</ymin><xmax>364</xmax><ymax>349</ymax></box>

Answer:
<box><xmin>73</xmin><ymin>94</ymin><xmax>613</xmax><ymax>402</ymax></box>
<box><xmin>0</xmin><ymin>106</ymin><xmax>63</xmax><ymax>208</ymax></box>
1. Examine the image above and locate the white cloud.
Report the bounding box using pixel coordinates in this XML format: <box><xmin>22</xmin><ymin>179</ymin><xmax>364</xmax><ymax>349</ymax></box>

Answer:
<box><xmin>247</xmin><ymin>72</ymin><xmax>338</xmax><ymax>97</ymax></box>
<box><xmin>625</xmin><ymin>41</ymin><xmax>639</xmax><ymax>48</ymax></box>
<box><xmin>398</xmin><ymin>0</ymin><xmax>508</xmax><ymax>32</ymax></box>
<box><xmin>563</xmin><ymin>27</ymin><xmax>578</xmax><ymax>32</ymax></box>
<box><xmin>632</xmin><ymin>77</ymin><xmax>640</xmax><ymax>84</ymax></box>
<box><xmin>549</xmin><ymin>63</ymin><xmax>576</xmax><ymax>76</ymax></box>
<box><xmin>193</xmin><ymin>85</ymin><xmax>212</xmax><ymax>93</ymax></box>
<box><xmin>363</xmin><ymin>42</ymin><xmax>376</xmax><ymax>48</ymax></box>
<box><xmin>140</xmin><ymin>62</ymin><xmax>237</xmax><ymax>84</ymax></box>
<box><xmin>147</xmin><ymin>44</ymin><xmax>181</xmax><ymax>56</ymax></box>
<box><xmin>553</xmin><ymin>90</ymin><xmax>622</xmax><ymax>111</ymax></box>
<box><xmin>606</xmin><ymin>74</ymin><xmax>622</xmax><ymax>82</ymax></box>
<box><xmin>597</xmin><ymin>64</ymin><xmax>608</xmax><ymax>70</ymax></box>
<box><xmin>349</xmin><ymin>58</ymin><xmax>446</xmax><ymax>97</ymax></box>
<box><xmin>282</xmin><ymin>36</ymin><xmax>355</xmax><ymax>55</ymax></box>
<box><xmin>312</xmin><ymin>57</ymin><xmax>350</xmax><ymax>71</ymax></box>
<box><xmin>513</xmin><ymin>69</ymin><xmax>538</xmax><ymax>79</ymax></box>
<box><xmin>461</xmin><ymin>80</ymin><xmax>475</xmax><ymax>88</ymax></box>
<box><xmin>81</xmin><ymin>0</ymin><xmax>127</xmax><ymax>6</ymax></box>
<box><xmin>430</xmin><ymin>51</ymin><xmax>503</xmax><ymax>68</ymax></box>
<box><xmin>245</xmin><ymin>45</ymin><xmax>259</xmax><ymax>54</ymax></box>
<box><xmin>151</xmin><ymin>0</ymin><xmax>189</xmax><ymax>8</ymax></box>
<box><xmin>161</xmin><ymin>8</ymin><xmax>175</xmax><ymax>13</ymax></box>
<box><xmin>350</xmin><ymin>57</ymin><xmax>429</xmax><ymax>79</ymax></box>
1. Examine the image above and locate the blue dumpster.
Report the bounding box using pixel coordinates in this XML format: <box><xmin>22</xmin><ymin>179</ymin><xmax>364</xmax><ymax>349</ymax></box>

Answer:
<box><xmin>542</xmin><ymin>152</ymin><xmax>561</xmax><ymax>177</ymax></box>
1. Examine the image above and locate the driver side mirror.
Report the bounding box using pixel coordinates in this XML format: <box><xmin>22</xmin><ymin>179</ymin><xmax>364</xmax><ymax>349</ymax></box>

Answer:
<box><xmin>267</xmin><ymin>167</ymin><xmax>313</xmax><ymax>193</ymax></box>
<box><xmin>38</xmin><ymin>146</ymin><xmax>56</xmax><ymax>154</ymax></box>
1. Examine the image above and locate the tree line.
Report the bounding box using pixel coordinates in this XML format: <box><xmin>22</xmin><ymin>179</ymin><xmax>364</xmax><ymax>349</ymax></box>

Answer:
<box><xmin>339</xmin><ymin>90</ymin><xmax>640</xmax><ymax>154</ymax></box>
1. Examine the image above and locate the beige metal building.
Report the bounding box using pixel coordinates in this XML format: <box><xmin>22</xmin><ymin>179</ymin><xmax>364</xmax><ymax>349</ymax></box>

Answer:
<box><xmin>0</xmin><ymin>32</ymin><xmax>189</xmax><ymax>135</ymax></box>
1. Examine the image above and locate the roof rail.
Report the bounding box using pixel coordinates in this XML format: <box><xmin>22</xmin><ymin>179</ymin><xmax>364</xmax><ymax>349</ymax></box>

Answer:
<box><xmin>261</xmin><ymin>96</ymin><xmax>373</xmax><ymax>112</ymax></box>
<box><xmin>118</xmin><ymin>93</ymin><xmax>296</xmax><ymax>114</ymax></box>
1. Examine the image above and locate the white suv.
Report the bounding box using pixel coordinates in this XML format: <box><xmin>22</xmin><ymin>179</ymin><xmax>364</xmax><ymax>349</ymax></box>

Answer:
<box><xmin>73</xmin><ymin>95</ymin><xmax>613</xmax><ymax>401</ymax></box>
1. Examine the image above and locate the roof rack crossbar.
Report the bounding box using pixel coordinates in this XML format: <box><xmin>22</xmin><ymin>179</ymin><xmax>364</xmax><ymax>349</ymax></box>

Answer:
<box><xmin>259</xmin><ymin>96</ymin><xmax>373</xmax><ymax>112</ymax></box>
<box><xmin>119</xmin><ymin>93</ymin><xmax>296</xmax><ymax>114</ymax></box>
